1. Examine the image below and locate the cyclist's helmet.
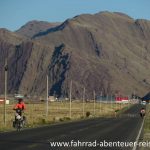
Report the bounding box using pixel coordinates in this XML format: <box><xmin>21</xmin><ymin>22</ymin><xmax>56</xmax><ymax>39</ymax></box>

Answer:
<box><xmin>18</xmin><ymin>98</ymin><xmax>23</xmax><ymax>102</ymax></box>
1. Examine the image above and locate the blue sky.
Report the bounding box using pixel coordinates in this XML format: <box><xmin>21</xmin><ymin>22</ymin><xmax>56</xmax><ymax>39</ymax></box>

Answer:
<box><xmin>0</xmin><ymin>0</ymin><xmax>150</xmax><ymax>31</ymax></box>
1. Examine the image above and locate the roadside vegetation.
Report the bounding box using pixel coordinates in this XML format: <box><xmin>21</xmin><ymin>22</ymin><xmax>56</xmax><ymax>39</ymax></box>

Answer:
<box><xmin>143</xmin><ymin>105</ymin><xmax>150</xmax><ymax>143</ymax></box>
<box><xmin>0</xmin><ymin>101</ymin><xmax>130</xmax><ymax>131</ymax></box>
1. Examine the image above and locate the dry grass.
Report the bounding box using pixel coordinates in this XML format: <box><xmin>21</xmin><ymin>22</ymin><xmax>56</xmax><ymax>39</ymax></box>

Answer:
<box><xmin>0</xmin><ymin>101</ymin><xmax>129</xmax><ymax>131</ymax></box>
<box><xmin>138</xmin><ymin>105</ymin><xmax>150</xmax><ymax>150</ymax></box>
<box><xmin>143</xmin><ymin>105</ymin><xmax>150</xmax><ymax>139</ymax></box>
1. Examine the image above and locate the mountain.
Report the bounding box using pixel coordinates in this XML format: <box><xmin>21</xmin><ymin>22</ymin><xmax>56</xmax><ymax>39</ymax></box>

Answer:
<box><xmin>15</xmin><ymin>20</ymin><xmax>60</xmax><ymax>38</ymax></box>
<box><xmin>0</xmin><ymin>28</ymin><xmax>25</xmax><ymax>44</ymax></box>
<box><xmin>0</xmin><ymin>28</ymin><xmax>26</xmax><ymax>94</ymax></box>
<box><xmin>1</xmin><ymin>11</ymin><xmax>150</xmax><ymax>99</ymax></box>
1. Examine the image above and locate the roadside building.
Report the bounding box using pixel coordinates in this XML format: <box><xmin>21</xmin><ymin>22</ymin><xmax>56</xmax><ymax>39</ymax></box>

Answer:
<box><xmin>115</xmin><ymin>96</ymin><xmax>129</xmax><ymax>103</ymax></box>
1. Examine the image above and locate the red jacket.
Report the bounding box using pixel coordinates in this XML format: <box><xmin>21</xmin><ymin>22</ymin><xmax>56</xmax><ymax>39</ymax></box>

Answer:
<box><xmin>14</xmin><ymin>102</ymin><xmax>26</xmax><ymax>110</ymax></box>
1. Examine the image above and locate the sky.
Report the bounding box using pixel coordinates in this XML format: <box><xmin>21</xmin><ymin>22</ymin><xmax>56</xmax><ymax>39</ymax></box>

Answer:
<box><xmin>0</xmin><ymin>0</ymin><xmax>150</xmax><ymax>31</ymax></box>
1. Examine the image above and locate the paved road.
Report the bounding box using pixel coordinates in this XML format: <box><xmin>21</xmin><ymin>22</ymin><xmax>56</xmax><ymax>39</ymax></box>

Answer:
<box><xmin>0</xmin><ymin>104</ymin><xmax>144</xmax><ymax>150</ymax></box>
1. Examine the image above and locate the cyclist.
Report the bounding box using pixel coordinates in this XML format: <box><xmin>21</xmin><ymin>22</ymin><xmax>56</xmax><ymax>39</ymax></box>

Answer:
<box><xmin>13</xmin><ymin>98</ymin><xmax>26</xmax><ymax>127</ymax></box>
<box><xmin>140</xmin><ymin>107</ymin><xmax>145</xmax><ymax>118</ymax></box>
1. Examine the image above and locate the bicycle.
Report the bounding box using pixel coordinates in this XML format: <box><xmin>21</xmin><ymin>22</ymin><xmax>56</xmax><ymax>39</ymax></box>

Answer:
<box><xmin>13</xmin><ymin>109</ymin><xmax>26</xmax><ymax>131</ymax></box>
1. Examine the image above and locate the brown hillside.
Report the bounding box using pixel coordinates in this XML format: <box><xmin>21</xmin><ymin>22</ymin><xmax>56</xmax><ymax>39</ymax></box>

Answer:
<box><xmin>1</xmin><ymin>11</ymin><xmax>150</xmax><ymax>99</ymax></box>
<box><xmin>15</xmin><ymin>20</ymin><xmax>60</xmax><ymax>38</ymax></box>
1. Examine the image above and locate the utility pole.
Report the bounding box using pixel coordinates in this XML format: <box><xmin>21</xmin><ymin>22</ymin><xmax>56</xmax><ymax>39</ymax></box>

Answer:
<box><xmin>4</xmin><ymin>59</ymin><xmax>8</xmax><ymax>125</ymax></box>
<box><xmin>111</xmin><ymin>94</ymin><xmax>113</xmax><ymax>110</ymax></box>
<box><xmin>93</xmin><ymin>90</ymin><xmax>96</xmax><ymax>116</ymax></box>
<box><xmin>46</xmin><ymin>75</ymin><xmax>49</xmax><ymax>117</ymax></box>
<box><xmin>82</xmin><ymin>87</ymin><xmax>85</xmax><ymax>117</ymax></box>
<box><xmin>133</xmin><ymin>90</ymin><xmax>135</xmax><ymax>100</ymax></box>
<box><xmin>69</xmin><ymin>80</ymin><xmax>72</xmax><ymax>118</ymax></box>
<box><xmin>128</xmin><ymin>95</ymin><xmax>130</xmax><ymax>108</ymax></box>
<box><xmin>99</xmin><ymin>91</ymin><xmax>102</xmax><ymax>114</ymax></box>
<box><xmin>107</xmin><ymin>94</ymin><xmax>108</xmax><ymax>103</ymax></box>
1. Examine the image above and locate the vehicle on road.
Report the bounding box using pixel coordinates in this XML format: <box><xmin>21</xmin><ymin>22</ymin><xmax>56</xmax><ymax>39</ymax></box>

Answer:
<box><xmin>141</xmin><ymin>101</ymin><xmax>146</xmax><ymax>105</ymax></box>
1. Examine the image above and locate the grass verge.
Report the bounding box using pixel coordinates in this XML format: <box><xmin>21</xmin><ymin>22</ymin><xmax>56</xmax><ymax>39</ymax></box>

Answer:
<box><xmin>0</xmin><ymin>102</ymin><xmax>130</xmax><ymax>132</ymax></box>
<box><xmin>138</xmin><ymin>104</ymin><xmax>150</xmax><ymax>150</ymax></box>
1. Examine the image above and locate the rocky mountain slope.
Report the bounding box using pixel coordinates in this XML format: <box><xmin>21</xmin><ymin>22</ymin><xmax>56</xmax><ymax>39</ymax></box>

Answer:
<box><xmin>1</xmin><ymin>11</ymin><xmax>150</xmax><ymax>99</ymax></box>
<box><xmin>15</xmin><ymin>20</ymin><xmax>60</xmax><ymax>38</ymax></box>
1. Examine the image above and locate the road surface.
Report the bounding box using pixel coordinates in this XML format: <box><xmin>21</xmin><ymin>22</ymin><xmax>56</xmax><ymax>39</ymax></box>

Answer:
<box><xmin>0</xmin><ymin>104</ymin><xmax>144</xmax><ymax>150</ymax></box>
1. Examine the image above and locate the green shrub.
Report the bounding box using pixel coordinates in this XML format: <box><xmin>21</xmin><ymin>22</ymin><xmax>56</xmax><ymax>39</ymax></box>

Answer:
<box><xmin>38</xmin><ymin>118</ymin><xmax>46</xmax><ymax>124</ymax></box>
<box><xmin>80</xmin><ymin>116</ymin><xmax>84</xmax><ymax>119</ymax></box>
<box><xmin>86</xmin><ymin>111</ymin><xmax>90</xmax><ymax>117</ymax></box>
<box><xmin>59</xmin><ymin>118</ymin><xmax>64</xmax><ymax>122</ymax></box>
<box><xmin>63</xmin><ymin>117</ymin><xmax>71</xmax><ymax>121</ymax></box>
<box><xmin>115</xmin><ymin>109</ymin><xmax>119</xmax><ymax>113</ymax></box>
